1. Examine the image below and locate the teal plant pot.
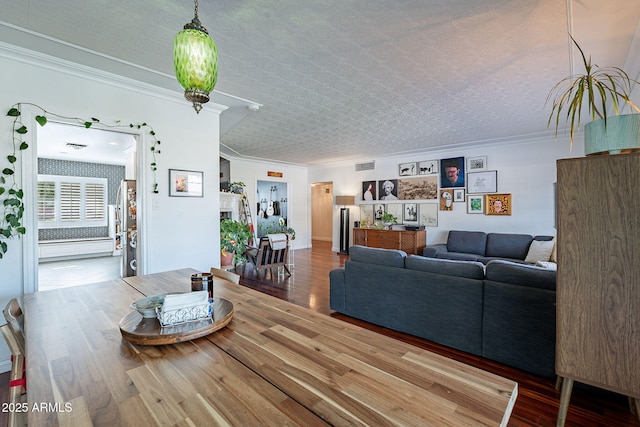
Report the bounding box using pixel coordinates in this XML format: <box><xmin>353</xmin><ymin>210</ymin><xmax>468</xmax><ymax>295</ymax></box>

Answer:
<box><xmin>584</xmin><ymin>114</ymin><xmax>640</xmax><ymax>155</ymax></box>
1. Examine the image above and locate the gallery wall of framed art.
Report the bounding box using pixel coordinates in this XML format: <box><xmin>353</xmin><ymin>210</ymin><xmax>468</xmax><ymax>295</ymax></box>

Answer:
<box><xmin>358</xmin><ymin>155</ymin><xmax>513</xmax><ymax>223</ymax></box>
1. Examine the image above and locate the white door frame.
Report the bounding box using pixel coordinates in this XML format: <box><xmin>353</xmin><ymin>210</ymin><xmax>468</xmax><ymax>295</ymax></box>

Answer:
<box><xmin>20</xmin><ymin>105</ymin><xmax>149</xmax><ymax>293</ymax></box>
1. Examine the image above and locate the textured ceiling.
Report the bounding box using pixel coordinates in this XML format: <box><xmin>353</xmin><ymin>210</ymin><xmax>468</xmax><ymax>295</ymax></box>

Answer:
<box><xmin>1</xmin><ymin>1</ymin><xmax>639</xmax><ymax>165</ymax></box>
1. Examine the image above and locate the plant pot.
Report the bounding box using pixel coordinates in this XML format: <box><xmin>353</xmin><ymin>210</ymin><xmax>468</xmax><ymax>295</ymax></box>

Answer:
<box><xmin>585</xmin><ymin>114</ymin><xmax>640</xmax><ymax>155</ymax></box>
<box><xmin>220</xmin><ymin>251</ymin><xmax>234</xmax><ymax>268</ymax></box>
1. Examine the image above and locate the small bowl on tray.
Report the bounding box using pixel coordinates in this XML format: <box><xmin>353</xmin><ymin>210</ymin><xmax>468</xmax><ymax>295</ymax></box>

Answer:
<box><xmin>130</xmin><ymin>294</ymin><xmax>167</xmax><ymax>318</ymax></box>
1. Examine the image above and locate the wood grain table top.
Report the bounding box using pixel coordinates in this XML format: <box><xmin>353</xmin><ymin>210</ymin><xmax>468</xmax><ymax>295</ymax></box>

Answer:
<box><xmin>25</xmin><ymin>268</ymin><xmax>517</xmax><ymax>426</ymax></box>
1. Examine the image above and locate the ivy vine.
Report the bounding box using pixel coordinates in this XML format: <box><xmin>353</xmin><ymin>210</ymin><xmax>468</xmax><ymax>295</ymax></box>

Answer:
<box><xmin>0</xmin><ymin>102</ymin><xmax>161</xmax><ymax>259</ymax></box>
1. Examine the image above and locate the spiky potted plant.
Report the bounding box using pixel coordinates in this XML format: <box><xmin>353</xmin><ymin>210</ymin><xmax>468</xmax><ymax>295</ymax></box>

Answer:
<box><xmin>547</xmin><ymin>35</ymin><xmax>640</xmax><ymax>155</ymax></box>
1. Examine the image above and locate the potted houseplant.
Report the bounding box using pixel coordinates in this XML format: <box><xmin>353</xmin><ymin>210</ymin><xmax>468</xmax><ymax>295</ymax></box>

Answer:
<box><xmin>547</xmin><ymin>35</ymin><xmax>640</xmax><ymax>155</ymax></box>
<box><xmin>220</xmin><ymin>219</ymin><xmax>252</xmax><ymax>266</ymax></box>
<box><xmin>380</xmin><ymin>212</ymin><xmax>397</xmax><ymax>230</ymax></box>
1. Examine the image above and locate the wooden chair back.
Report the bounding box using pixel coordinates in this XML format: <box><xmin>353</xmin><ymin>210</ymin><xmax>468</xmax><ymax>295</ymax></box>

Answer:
<box><xmin>3</xmin><ymin>299</ymin><xmax>25</xmax><ymax>356</ymax></box>
<box><xmin>210</xmin><ymin>267</ymin><xmax>240</xmax><ymax>284</ymax></box>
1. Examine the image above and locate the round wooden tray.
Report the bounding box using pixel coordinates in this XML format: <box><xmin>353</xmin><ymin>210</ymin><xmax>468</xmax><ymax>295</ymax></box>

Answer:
<box><xmin>119</xmin><ymin>297</ymin><xmax>234</xmax><ymax>345</ymax></box>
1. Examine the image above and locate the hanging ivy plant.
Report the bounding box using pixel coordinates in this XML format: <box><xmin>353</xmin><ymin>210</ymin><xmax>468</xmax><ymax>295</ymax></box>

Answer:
<box><xmin>0</xmin><ymin>102</ymin><xmax>162</xmax><ymax>259</ymax></box>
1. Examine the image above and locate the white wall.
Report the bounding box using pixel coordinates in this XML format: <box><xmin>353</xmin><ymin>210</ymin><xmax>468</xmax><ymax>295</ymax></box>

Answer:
<box><xmin>228</xmin><ymin>157</ymin><xmax>310</xmax><ymax>249</ymax></box>
<box><xmin>0</xmin><ymin>46</ymin><xmax>226</xmax><ymax>370</ymax></box>
<box><xmin>309</xmin><ymin>137</ymin><xmax>584</xmax><ymax>249</ymax></box>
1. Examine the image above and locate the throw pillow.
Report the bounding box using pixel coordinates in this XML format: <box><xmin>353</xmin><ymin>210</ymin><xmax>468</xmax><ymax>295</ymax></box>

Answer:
<box><xmin>524</xmin><ymin>240</ymin><xmax>555</xmax><ymax>263</ymax></box>
<box><xmin>549</xmin><ymin>236</ymin><xmax>557</xmax><ymax>262</ymax></box>
<box><xmin>535</xmin><ymin>261</ymin><xmax>558</xmax><ymax>270</ymax></box>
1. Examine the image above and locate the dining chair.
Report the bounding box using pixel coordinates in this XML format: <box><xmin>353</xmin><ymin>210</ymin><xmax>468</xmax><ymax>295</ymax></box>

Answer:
<box><xmin>210</xmin><ymin>267</ymin><xmax>240</xmax><ymax>284</ymax></box>
<box><xmin>246</xmin><ymin>235</ymin><xmax>291</xmax><ymax>279</ymax></box>
<box><xmin>3</xmin><ymin>299</ymin><xmax>25</xmax><ymax>355</ymax></box>
<box><xmin>1</xmin><ymin>299</ymin><xmax>26</xmax><ymax>427</ymax></box>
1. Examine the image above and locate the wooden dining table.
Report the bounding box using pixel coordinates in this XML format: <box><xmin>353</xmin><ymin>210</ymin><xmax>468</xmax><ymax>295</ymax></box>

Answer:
<box><xmin>24</xmin><ymin>268</ymin><xmax>517</xmax><ymax>426</ymax></box>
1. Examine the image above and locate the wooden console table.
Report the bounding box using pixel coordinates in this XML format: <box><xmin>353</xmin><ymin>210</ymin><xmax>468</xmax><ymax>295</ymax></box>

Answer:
<box><xmin>353</xmin><ymin>227</ymin><xmax>426</xmax><ymax>254</ymax></box>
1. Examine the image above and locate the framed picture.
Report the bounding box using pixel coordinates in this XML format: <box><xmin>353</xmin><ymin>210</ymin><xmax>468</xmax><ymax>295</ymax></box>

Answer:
<box><xmin>362</xmin><ymin>181</ymin><xmax>376</xmax><ymax>201</ymax></box>
<box><xmin>467</xmin><ymin>195</ymin><xmax>484</xmax><ymax>214</ymax></box>
<box><xmin>378</xmin><ymin>179</ymin><xmax>398</xmax><ymax>201</ymax></box>
<box><xmin>467</xmin><ymin>155</ymin><xmax>488</xmax><ymax>171</ymax></box>
<box><xmin>418</xmin><ymin>203</ymin><xmax>438</xmax><ymax>227</ymax></box>
<box><xmin>169</xmin><ymin>169</ymin><xmax>203</xmax><ymax>197</ymax></box>
<box><xmin>439</xmin><ymin>189</ymin><xmax>454</xmax><ymax>211</ymax></box>
<box><xmin>418</xmin><ymin>160</ymin><xmax>439</xmax><ymax>175</ymax></box>
<box><xmin>386</xmin><ymin>203</ymin><xmax>403</xmax><ymax>221</ymax></box>
<box><xmin>398</xmin><ymin>176</ymin><xmax>438</xmax><ymax>200</ymax></box>
<box><xmin>467</xmin><ymin>170</ymin><xmax>498</xmax><ymax>194</ymax></box>
<box><xmin>404</xmin><ymin>203</ymin><xmax>418</xmax><ymax>222</ymax></box>
<box><xmin>399</xmin><ymin>162</ymin><xmax>417</xmax><ymax>176</ymax></box>
<box><xmin>440</xmin><ymin>156</ymin><xmax>465</xmax><ymax>188</ymax></box>
<box><xmin>453</xmin><ymin>189</ymin><xmax>465</xmax><ymax>202</ymax></box>
<box><xmin>359</xmin><ymin>204</ymin><xmax>374</xmax><ymax>225</ymax></box>
<box><xmin>486</xmin><ymin>193</ymin><xmax>512</xmax><ymax>215</ymax></box>
<box><xmin>374</xmin><ymin>203</ymin><xmax>385</xmax><ymax>220</ymax></box>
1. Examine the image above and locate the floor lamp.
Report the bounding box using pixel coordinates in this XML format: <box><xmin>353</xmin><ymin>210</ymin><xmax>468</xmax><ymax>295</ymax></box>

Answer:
<box><xmin>336</xmin><ymin>195</ymin><xmax>355</xmax><ymax>254</ymax></box>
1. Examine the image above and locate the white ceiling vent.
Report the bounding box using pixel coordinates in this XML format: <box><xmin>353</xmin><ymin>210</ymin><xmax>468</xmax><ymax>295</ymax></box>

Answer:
<box><xmin>65</xmin><ymin>142</ymin><xmax>88</xmax><ymax>150</ymax></box>
<box><xmin>355</xmin><ymin>161</ymin><xmax>375</xmax><ymax>172</ymax></box>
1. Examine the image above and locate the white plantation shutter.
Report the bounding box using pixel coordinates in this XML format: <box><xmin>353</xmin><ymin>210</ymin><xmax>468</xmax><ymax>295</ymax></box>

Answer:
<box><xmin>85</xmin><ymin>183</ymin><xmax>105</xmax><ymax>220</ymax></box>
<box><xmin>37</xmin><ymin>175</ymin><xmax>108</xmax><ymax>228</ymax></box>
<box><xmin>60</xmin><ymin>182</ymin><xmax>82</xmax><ymax>222</ymax></box>
<box><xmin>37</xmin><ymin>181</ymin><xmax>56</xmax><ymax>222</ymax></box>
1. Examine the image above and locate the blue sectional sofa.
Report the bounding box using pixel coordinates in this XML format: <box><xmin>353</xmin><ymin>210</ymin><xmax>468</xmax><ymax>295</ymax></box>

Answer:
<box><xmin>329</xmin><ymin>245</ymin><xmax>557</xmax><ymax>378</ymax></box>
<box><xmin>423</xmin><ymin>230</ymin><xmax>554</xmax><ymax>264</ymax></box>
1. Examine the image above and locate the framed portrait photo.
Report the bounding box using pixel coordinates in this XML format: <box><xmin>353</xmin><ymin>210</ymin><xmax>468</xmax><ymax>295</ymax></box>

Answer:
<box><xmin>467</xmin><ymin>195</ymin><xmax>484</xmax><ymax>214</ymax></box>
<box><xmin>467</xmin><ymin>155</ymin><xmax>488</xmax><ymax>171</ymax></box>
<box><xmin>467</xmin><ymin>170</ymin><xmax>498</xmax><ymax>194</ymax></box>
<box><xmin>485</xmin><ymin>193</ymin><xmax>512</xmax><ymax>215</ymax></box>
<box><xmin>362</xmin><ymin>180</ymin><xmax>376</xmax><ymax>201</ymax></box>
<box><xmin>440</xmin><ymin>156</ymin><xmax>465</xmax><ymax>188</ymax></box>
<box><xmin>378</xmin><ymin>179</ymin><xmax>399</xmax><ymax>201</ymax></box>
<box><xmin>169</xmin><ymin>169</ymin><xmax>203</xmax><ymax>197</ymax></box>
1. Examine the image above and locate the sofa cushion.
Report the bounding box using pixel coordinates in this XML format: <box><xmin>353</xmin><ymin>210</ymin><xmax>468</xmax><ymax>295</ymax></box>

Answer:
<box><xmin>485</xmin><ymin>233</ymin><xmax>533</xmax><ymax>259</ymax></box>
<box><xmin>524</xmin><ymin>239</ymin><xmax>555</xmax><ymax>263</ymax></box>
<box><xmin>446</xmin><ymin>230</ymin><xmax>487</xmax><ymax>255</ymax></box>
<box><xmin>406</xmin><ymin>256</ymin><xmax>485</xmax><ymax>280</ymax></box>
<box><xmin>349</xmin><ymin>245</ymin><xmax>406</xmax><ymax>268</ymax></box>
<box><xmin>485</xmin><ymin>260</ymin><xmax>556</xmax><ymax>291</ymax></box>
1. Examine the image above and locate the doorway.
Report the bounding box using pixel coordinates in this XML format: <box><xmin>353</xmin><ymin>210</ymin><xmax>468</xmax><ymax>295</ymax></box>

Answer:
<box><xmin>35</xmin><ymin>122</ymin><xmax>137</xmax><ymax>291</ymax></box>
<box><xmin>311</xmin><ymin>182</ymin><xmax>333</xmax><ymax>244</ymax></box>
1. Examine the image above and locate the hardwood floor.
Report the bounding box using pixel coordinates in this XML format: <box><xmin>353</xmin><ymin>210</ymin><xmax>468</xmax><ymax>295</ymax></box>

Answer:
<box><xmin>3</xmin><ymin>240</ymin><xmax>638</xmax><ymax>426</ymax></box>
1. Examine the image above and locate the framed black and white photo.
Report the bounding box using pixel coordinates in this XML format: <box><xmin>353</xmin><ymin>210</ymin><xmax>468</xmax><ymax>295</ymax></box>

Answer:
<box><xmin>398</xmin><ymin>176</ymin><xmax>438</xmax><ymax>200</ymax></box>
<box><xmin>418</xmin><ymin>160</ymin><xmax>439</xmax><ymax>175</ymax></box>
<box><xmin>378</xmin><ymin>179</ymin><xmax>399</xmax><ymax>201</ymax></box>
<box><xmin>418</xmin><ymin>203</ymin><xmax>438</xmax><ymax>227</ymax></box>
<box><xmin>453</xmin><ymin>188</ymin><xmax>465</xmax><ymax>202</ymax></box>
<box><xmin>374</xmin><ymin>203</ymin><xmax>385</xmax><ymax>220</ymax></box>
<box><xmin>467</xmin><ymin>155</ymin><xmax>488</xmax><ymax>171</ymax></box>
<box><xmin>169</xmin><ymin>169</ymin><xmax>203</xmax><ymax>197</ymax></box>
<box><xmin>399</xmin><ymin>162</ymin><xmax>417</xmax><ymax>176</ymax></box>
<box><xmin>467</xmin><ymin>170</ymin><xmax>498</xmax><ymax>194</ymax></box>
<box><xmin>404</xmin><ymin>203</ymin><xmax>418</xmax><ymax>222</ymax></box>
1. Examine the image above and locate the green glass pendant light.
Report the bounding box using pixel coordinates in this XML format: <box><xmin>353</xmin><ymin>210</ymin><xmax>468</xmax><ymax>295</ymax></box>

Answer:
<box><xmin>173</xmin><ymin>0</ymin><xmax>218</xmax><ymax>113</ymax></box>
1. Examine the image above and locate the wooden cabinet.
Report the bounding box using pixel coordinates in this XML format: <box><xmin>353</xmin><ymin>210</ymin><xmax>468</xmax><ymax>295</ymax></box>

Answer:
<box><xmin>352</xmin><ymin>228</ymin><xmax>426</xmax><ymax>255</ymax></box>
<box><xmin>556</xmin><ymin>154</ymin><xmax>640</xmax><ymax>424</ymax></box>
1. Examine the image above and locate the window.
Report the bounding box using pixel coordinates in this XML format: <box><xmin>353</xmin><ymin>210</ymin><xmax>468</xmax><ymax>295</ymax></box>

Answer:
<box><xmin>37</xmin><ymin>175</ymin><xmax>108</xmax><ymax>228</ymax></box>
